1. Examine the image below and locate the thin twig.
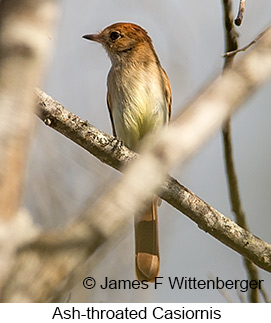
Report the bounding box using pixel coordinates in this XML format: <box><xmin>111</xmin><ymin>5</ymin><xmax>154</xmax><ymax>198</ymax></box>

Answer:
<box><xmin>260</xmin><ymin>287</ymin><xmax>271</xmax><ymax>303</ymax></box>
<box><xmin>208</xmin><ymin>274</ymin><xmax>234</xmax><ymax>303</ymax></box>
<box><xmin>221</xmin><ymin>0</ymin><xmax>267</xmax><ymax>303</ymax></box>
<box><xmin>237</xmin><ymin>288</ymin><xmax>246</xmax><ymax>303</ymax></box>
<box><xmin>235</xmin><ymin>0</ymin><xmax>246</xmax><ymax>26</ymax></box>
<box><xmin>223</xmin><ymin>26</ymin><xmax>271</xmax><ymax>58</ymax></box>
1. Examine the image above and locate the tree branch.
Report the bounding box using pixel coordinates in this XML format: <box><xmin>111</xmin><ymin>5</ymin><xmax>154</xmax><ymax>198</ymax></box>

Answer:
<box><xmin>0</xmin><ymin>0</ymin><xmax>58</xmax><ymax>220</ymax></box>
<box><xmin>235</xmin><ymin>0</ymin><xmax>246</xmax><ymax>26</ymax></box>
<box><xmin>221</xmin><ymin>1</ymin><xmax>268</xmax><ymax>303</ymax></box>
<box><xmin>35</xmin><ymin>87</ymin><xmax>271</xmax><ymax>274</ymax></box>
<box><xmin>223</xmin><ymin>26</ymin><xmax>271</xmax><ymax>58</ymax></box>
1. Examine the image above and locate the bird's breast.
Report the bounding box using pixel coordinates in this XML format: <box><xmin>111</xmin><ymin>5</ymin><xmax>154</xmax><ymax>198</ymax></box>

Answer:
<box><xmin>108</xmin><ymin>64</ymin><xmax>168</xmax><ymax>150</ymax></box>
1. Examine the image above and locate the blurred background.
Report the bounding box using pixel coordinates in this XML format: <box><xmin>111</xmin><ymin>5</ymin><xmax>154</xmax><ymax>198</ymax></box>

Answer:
<box><xmin>25</xmin><ymin>0</ymin><xmax>271</xmax><ymax>302</ymax></box>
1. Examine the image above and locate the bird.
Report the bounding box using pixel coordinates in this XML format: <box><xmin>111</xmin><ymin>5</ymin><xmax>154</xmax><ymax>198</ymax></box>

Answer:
<box><xmin>83</xmin><ymin>22</ymin><xmax>171</xmax><ymax>282</ymax></box>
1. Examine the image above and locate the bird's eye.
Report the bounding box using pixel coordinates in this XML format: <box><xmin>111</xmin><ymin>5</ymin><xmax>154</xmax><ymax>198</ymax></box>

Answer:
<box><xmin>110</xmin><ymin>31</ymin><xmax>121</xmax><ymax>41</ymax></box>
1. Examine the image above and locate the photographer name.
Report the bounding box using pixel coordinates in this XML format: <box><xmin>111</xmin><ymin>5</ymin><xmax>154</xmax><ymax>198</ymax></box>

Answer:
<box><xmin>99</xmin><ymin>276</ymin><xmax>264</xmax><ymax>292</ymax></box>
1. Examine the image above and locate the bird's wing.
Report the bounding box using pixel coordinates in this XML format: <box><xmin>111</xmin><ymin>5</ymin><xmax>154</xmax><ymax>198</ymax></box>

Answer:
<box><xmin>107</xmin><ymin>91</ymin><xmax>116</xmax><ymax>137</ymax></box>
<box><xmin>162</xmin><ymin>68</ymin><xmax>172</xmax><ymax>121</ymax></box>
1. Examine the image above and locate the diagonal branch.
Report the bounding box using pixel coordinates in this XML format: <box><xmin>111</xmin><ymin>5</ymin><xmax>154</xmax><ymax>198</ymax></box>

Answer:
<box><xmin>35</xmin><ymin>87</ymin><xmax>271</xmax><ymax>274</ymax></box>
<box><xmin>223</xmin><ymin>26</ymin><xmax>271</xmax><ymax>58</ymax></box>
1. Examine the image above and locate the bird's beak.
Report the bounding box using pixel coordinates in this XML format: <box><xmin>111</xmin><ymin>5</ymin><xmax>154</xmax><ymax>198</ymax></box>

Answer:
<box><xmin>82</xmin><ymin>33</ymin><xmax>101</xmax><ymax>42</ymax></box>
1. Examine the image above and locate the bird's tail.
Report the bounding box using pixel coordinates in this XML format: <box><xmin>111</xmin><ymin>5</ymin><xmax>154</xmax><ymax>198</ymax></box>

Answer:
<box><xmin>134</xmin><ymin>198</ymin><xmax>159</xmax><ymax>282</ymax></box>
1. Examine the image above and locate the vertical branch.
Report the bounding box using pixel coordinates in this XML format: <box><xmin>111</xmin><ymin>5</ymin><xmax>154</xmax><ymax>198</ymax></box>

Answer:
<box><xmin>222</xmin><ymin>0</ymin><xmax>239</xmax><ymax>68</ymax></box>
<box><xmin>0</xmin><ymin>0</ymin><xmax>58</xmax><ymax>220</ymax></box>
<box><xmin>221</xmin><ymin>0</ymin><xmax>262</xmax><ymax>303</ymax></box>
